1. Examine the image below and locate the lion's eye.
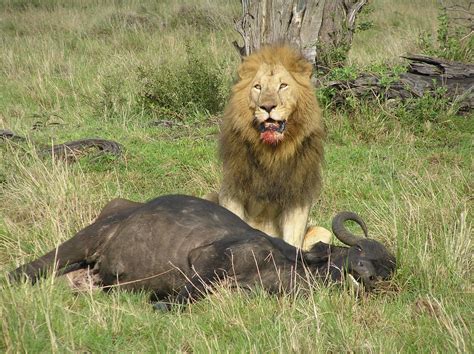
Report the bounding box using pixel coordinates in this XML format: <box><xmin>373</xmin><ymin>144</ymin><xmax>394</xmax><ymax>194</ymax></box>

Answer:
<box><xmin>254</xmin><ymin>84</ymin><xmax>261</xmax><ymax>90</ymax></box>
<box><xmin>279</xmin><ymin>83</ymin><xmax>288</xmax><ymax>89</ymax></box>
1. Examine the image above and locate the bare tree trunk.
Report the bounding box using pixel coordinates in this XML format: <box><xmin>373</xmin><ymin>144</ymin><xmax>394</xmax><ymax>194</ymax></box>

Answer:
<box><xmin>233</xmin><ymin>0</ymin><xmax>367</xmax><ymax>67</ymax></box>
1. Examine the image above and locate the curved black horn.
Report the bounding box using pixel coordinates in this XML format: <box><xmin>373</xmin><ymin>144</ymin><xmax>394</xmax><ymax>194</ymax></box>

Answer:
<box><xmin>332</xmin><ymin>211</ymin><xmax>369</xmax><ymax>246</ymax></box>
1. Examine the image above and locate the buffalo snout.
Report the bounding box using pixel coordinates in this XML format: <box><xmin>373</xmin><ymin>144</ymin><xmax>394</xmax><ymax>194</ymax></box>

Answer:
<box><xmin>350</xmin><ymin>258</ymin><xmax>379</xmax><ymax>289</ymax></box>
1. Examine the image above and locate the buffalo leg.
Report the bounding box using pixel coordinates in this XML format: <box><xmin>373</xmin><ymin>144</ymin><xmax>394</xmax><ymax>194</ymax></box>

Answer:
<box><xmin>9</xmin><ymin>226</ymin><xmax>105</xmax><ymax>284</ymax></box>
<box><xmin>9</xmin><ymin>198</ymin><xmax>141</xmax><ymax>284</ymax></box>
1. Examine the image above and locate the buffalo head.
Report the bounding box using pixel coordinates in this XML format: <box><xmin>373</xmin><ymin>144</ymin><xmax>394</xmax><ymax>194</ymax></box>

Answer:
<box><xmin>305</xmin><ymin>211</ymin><xmax>396</xmax><ymax>290</ymax></box>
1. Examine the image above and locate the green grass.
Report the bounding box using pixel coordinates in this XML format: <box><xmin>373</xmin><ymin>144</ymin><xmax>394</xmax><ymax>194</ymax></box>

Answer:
<box><xmin>1</xmin><ymin>1</ymin><xmax>473</xmax><ymax>352</ymax></box>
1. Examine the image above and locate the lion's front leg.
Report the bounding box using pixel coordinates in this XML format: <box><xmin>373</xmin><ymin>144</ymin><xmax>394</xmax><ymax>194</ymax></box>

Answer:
<box><xmin>218</xmin><ymin>193</ymin><xmax>246</xmax><ymax>221</ymax></box>
<box><xmin>280</xmin><ymin>204</ymin><xmax>311</xmax><ymax>248</ymax></box>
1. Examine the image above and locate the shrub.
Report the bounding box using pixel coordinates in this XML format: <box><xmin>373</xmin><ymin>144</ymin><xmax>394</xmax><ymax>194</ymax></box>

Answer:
<box><xmin>394</xmin><ymin>87</ymin><xmax>455</xmax><ymax>125</ymax></box>
<box><xmin>419</xmin><ymin>7</ymin><xmax>473</xmax><ymax>62</ymax></box>
<box><xmin>138</xmin><ymin>44</ymin><xmax>230</xmax><ymax>118</ymax></box>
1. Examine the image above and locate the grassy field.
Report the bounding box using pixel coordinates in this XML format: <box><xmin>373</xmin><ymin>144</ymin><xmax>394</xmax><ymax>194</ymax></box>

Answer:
<box><xmin>1</xmin><ymin>0</ymin><xmax>472</xmax><ymax>352</ymax></box>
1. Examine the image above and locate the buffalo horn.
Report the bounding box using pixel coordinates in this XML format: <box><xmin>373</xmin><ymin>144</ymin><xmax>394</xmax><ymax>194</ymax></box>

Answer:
<box><xmin>332</xmin><ymin>211</ymin><xmax>369</xmax><ymax>246</ymax></box>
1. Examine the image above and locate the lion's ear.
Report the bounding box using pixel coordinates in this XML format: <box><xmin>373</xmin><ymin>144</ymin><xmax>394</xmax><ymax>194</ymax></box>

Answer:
<box><xmin>237</xmin><ymin>64</ymin><xmax>251</xmax><ymax>80</ymax></box>
<box><xmin>237</xmin><ymin>65</ymin><xmax>246</xmax><ymax>80</ymax></box>
<box><xmin>237</xmin><ymin>56</ymin><xmax>260</xmax><ymax>80</ymax></box>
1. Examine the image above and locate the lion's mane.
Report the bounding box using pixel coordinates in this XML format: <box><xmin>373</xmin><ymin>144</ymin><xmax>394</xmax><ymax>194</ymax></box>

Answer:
<box><xmin>219</xmin><ymin>46</ymin><xmax>325</xmax><ymax>208</ymax></box>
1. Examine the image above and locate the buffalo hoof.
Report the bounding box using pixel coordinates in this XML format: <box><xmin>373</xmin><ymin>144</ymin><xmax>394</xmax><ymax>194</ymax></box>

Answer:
<box><xmin>152</xmin><ymin>302</ymin><xmax>172</xmax><ymax>312</ymax></box>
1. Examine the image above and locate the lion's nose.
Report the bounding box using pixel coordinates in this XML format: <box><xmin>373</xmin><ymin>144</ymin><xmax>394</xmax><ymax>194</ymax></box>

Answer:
<box><xmin>260</xmin><ymin>104</ymin><xmax>276</xmax><ymax>113</ymax></box>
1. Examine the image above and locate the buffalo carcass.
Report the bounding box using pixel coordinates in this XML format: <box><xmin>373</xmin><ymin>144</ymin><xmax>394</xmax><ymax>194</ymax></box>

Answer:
<box><xmin>9</xmin><ymin>195</ymin><xmax>396</xmax><ymax>306</ymax></box>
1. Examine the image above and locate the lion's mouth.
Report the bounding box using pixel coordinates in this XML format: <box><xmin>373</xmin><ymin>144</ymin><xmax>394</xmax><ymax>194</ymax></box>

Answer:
<box><xmin>258</xmin><ymin>119</ymin><xmax>286</xmax><ymax>145</ymax></box>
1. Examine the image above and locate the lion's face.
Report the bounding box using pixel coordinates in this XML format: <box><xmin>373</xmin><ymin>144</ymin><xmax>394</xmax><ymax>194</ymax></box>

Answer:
<box><xmin>249</xmin><ymin>64</ymin><xmax>298</xmax><ymax>145</ymax></box>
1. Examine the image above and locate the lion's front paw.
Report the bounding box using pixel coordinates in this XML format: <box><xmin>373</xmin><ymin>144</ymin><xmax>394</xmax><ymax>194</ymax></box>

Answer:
<box><xmin>303</xmin><ymin>226</ymin><xmax>332</xmax><ymax>250</ymax></box>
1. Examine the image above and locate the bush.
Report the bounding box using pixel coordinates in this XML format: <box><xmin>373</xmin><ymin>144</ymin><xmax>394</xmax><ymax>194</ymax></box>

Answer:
<box><xmin>419</xmin><ymin>7</ymin><xmax>473</xmax><ymax>62</ymax></box>
<box><xmin>394</xmin><ymin>87</ymin><xmax>456</xmax><ymax>126</ymax></box>
<box><xmin>138</xmin><ymin>44</ymin><xmax>230</xmax><ymax>118</ymax></box>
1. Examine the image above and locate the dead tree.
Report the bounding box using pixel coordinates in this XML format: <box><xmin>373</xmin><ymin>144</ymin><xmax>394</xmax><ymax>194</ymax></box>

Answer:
<box><xmin>326</xmin><ymin>55</ymin><xmax>474</xmax><ymax>113</ymax></box>
<box><xmin>233</xmin><ymin>0</ymin><xmax>367</xmax><ymax>67</ymax></box>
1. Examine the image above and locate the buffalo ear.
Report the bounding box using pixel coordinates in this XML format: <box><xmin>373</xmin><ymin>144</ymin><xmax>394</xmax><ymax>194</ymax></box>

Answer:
<box><xmin>303</xmin><ymin>242</ymin><xmax>331</xmax><ymax>263</ymax></box>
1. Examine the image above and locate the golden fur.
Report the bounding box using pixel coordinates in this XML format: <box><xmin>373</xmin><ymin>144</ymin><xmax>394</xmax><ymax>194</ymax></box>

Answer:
<box><xmin>218</xmin><ymin>45</ymin><xmax>325</xmax><ymax>247</ymax></box>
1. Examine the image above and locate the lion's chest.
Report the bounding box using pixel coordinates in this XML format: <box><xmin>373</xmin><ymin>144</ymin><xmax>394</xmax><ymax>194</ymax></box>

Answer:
<box><xmin>237</xmin><ymin>149</ymin><xmax>313</xmax><ymax>204</ymax></box>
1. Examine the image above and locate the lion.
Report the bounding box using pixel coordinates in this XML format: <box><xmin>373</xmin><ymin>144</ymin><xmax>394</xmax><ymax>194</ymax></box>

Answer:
<box><xmin>216</xmin><ymin>45</ymin><xmax>328</xmax><ymax>248</ymax></box>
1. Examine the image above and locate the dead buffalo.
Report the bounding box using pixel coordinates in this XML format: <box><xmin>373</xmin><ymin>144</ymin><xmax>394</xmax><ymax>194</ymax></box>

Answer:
<box><xmin>9</xmin><ymin>195</ymin><xmax>396</xmax><ymax>306</ymax></box>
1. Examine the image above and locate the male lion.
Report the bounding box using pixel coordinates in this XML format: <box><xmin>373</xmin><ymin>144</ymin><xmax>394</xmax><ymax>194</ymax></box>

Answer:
<box><xmin>217</xmin><ymin>45</ymin><xmax>326</xmax><ymax>248</ymax></box>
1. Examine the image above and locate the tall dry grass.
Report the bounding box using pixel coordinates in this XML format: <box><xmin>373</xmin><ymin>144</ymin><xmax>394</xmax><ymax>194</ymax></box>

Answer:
<box><xmin>349</xmin><ymin>0</ymin><xmax>439</xmax><ymax>65</ymax></box>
